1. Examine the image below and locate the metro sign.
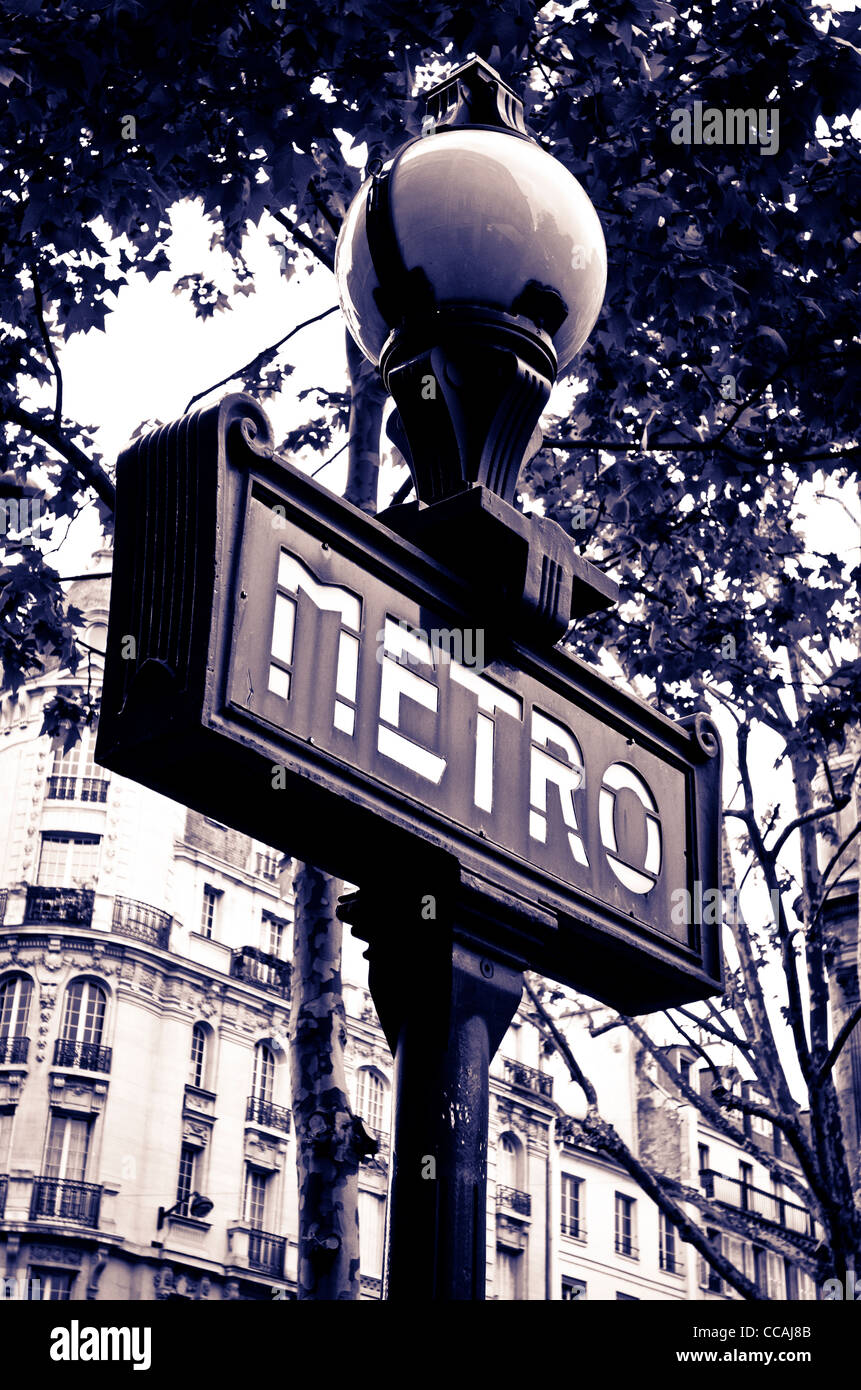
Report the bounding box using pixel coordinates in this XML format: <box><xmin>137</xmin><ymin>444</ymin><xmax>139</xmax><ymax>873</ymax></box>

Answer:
<box><xmin>96</xmin><ymin>396</ymin><xmax>723</xmax><ymax>1012</ymax></box>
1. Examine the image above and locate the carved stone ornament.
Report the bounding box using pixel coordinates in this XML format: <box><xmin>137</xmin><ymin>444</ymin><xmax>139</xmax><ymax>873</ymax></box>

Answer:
<box><xmin>29</xmin><ymin>1245</ymin><xmax>83</xmax><ymax>1266</ymax></box>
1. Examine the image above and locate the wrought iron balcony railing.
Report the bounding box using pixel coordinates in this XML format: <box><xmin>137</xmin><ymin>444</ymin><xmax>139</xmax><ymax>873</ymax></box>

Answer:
<box><xmin>248</xmin><ymin>1228</ymin><xmax>286</xmax><ymax>1277</ymax></box>
<box><xmin>30</xmin><ymin>1177</ymin><xmax>102</xmax><ymax>1228</ymax></box>
<box><xmin>246</xmin><ymin>1095</ymin><xmax>292</xmax><ymax>1134</ymax></box>
<box><xmin>561</xmin><ymin>1217</ymin><xmax>586</xmax><ymax>1241</ymax></box>
<box><xmin>496</xmin><ymin>1185</ymin><xmax>531</xmax><ymax>1215</ymax></box>
<box><xmin>503</xmin><ymin>1058</ymin><xmax>553</xmax><ymax>1099</ymax></box>
<box><xmin>660</xmin><ymin>1249</ymin><xmax>684</xmax><ymax>1275</ymax></box>
<box><xmin>700</xmin><ymin>1169</ymin><xmax>813</xmax><ymax>1237</ymax></box>
<box><xmin>53</xmin><ymin>1038</ymin><xmax>112</xmax><ymax>1074</ymax></box>
<box><xmin>24</xmin><ymin>886</ymin><xmax>95</xmax><ymax>926</ymax></box>
<box><xmin>112</xmin><ymin>896</ymin><xmax>172</xmax><ymax>949</ymax></box>
<box><xmin>254</xmin><ymin>851</ymin><xmax>281</xmax><ymax>881</ymax></box>
<box><xmin>0</xmin><ymin>1036</ymin><xmax>29</xmax><ymax>1065</ymax></box>
<box><xmin>0</xmin><ymin>1174</ymin><xmax>7</xmax><ymax>1219</ymax></box>
<box><xmin>615</xmin><ymin>1237</ymin><xmax>639</xmax><ymax>1259</ymax></box>
<box><xmin>46</xmin><ymin>775</ymin><xmax>109</xmax><ymax>803</ymax></box>
<box><xmin>231</xmin><ymin>946</ymin><xmax>291</xmax><ymax>999</ymax></box>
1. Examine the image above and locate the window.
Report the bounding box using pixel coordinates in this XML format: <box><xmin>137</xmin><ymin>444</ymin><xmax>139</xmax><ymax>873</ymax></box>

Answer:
<box><xmin>497</xmin><ymin>1131</ymin><xmax>522</xmax><ymax>1190</ymax></box>
<box><xmin>47</xmin><ymin>729</ymin><xmax>108</xmax><ymax>802</ymax></box>
<box><xmin>561</xmin><ymin>1174</ymin><xmax>583</xmax><ymax>1239</ymax></box>
<box><xmin>261</xmin><ymin>911</ymin><xmax>287</xmax><ymax>959</ymax></box>
<box><xmin>175</xmin><ymin>1144</ymin><xmax>198</xmax><ymax>1218</ymax></box>
<box><xmin>495</xmin><ymin>1247</ymin><xmax>523</xmax><ymax>1300</ymax></box>
<box><xmin>244</xmin><ymin>1168</ymin><xmax>268</xmax><ymax>1229</ymax></box>
<box><xmin>659</xmin><ymin>1211</ymin><xmax>680</xmax><ymax>1273</ymax></box>
<box><xmin>752</xmin><ymin>1245</ymin><xmax>768</xmax><ymax>1296</ymax></box>
<box><xmin>698</xmin><ymin>1144</ymin><xmax>710</xmax><ymax>1181</ymax></box>
<box><xmin>700</xmin><ymin>1228</ymin><xmax>723</xmax><ymax>1294</ymax></box>
<box><xmin>739</xmin><ymin>1161</ymin><xmax>753</xmax><ymax>1210</ymax></box>
<box><xmin>616</xmin><ymin>1292</ymin><xmax>639</xmax><ymax>1300</ymax></box>
<box><xmin>784</xmin><ymin>1258</ymin><xmax>799</xmax><ymax>1300</ymax></box>
<box><xmin>614</xmin><ymin>1193</ymin><xmax>637</xmax><ymax>1258</ymax></box>
<box><xmin>561</xmin><ymin>1277</ymin><xmax>586</xmax><ymax>1301</ymax></box>
<box><xmin>189</xmin><ymin>1024</ymin><xmax>207</xmax><ymax>1090</ymax></box>
<box><xmin>27</xmin><ymin>1269</ymin><xmax>74</xmax><ymax>1300</ymax></box>
<box><xmin>355</xmin><ymin>1069</ymin><xmax>385</xmax><ymax>1134</ymax></box>
<box><xmin>38</xmin><ymin>832</ymin><xmax>100</xmax><ymax>886</ymax></box>
<box><xmin>0</xmin><ymin>974</ymin><xmax>33</xmax><ymax>1040</ymax></box>
<box><xmin>44</xmin><ymin>1115</ymin><xmax>90</xmax><ymax>1182</ymax></box>
<box><xmin>200</xmin><ymin>885</ymin><xmax>220</xmax><ymax>940</ymax></box>
<box><xmin>60</xmin><ymin>981</ymin><xmax>106</xmax><ymax>1047</ymax></box>
<box><xmin>252</xmin><ymin>1042</ymin><xmax>276</xmax><ymax>1105</ymax></box>
<box><xmin>358</xmin><ymin>1189</ymin><xmax>386</xmax><ymax>1279</ymax></box>
<box><xmin>0</xmin><ymin>1110</ymin><xmax>14</xmax><ymax>1170</ymax></box>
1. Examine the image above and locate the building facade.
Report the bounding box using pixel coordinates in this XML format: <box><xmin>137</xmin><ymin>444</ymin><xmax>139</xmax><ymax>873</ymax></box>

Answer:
<box><xmin>0</xmin><ymin>554</ymin><xmax>822</xmax><ymax>1300</ymax></box>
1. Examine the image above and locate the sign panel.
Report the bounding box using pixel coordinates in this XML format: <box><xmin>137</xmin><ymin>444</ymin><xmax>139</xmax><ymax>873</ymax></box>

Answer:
<box><xmin>96</xmin><ymin>396</ymin><xmax>723</xmax><ymax>1011</ymax></box>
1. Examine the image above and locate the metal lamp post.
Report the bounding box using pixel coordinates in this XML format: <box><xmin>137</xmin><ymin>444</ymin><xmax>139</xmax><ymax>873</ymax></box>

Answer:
<box><xmin>334</xmin><ymin>57</ymin><xmax>610</xmax><ymax>1301</ymax></box>
<box><xmin>96</xmin><ymin>52</ymin><xmax>723</xmax><ymax>1306</ymax></box>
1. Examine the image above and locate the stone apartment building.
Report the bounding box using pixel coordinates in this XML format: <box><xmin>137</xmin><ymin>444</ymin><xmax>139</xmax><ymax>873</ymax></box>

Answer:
<box><xmin>0</xmin><ymin>552</ymin><xmax>823</xmax><ymax>1300</ymax></box>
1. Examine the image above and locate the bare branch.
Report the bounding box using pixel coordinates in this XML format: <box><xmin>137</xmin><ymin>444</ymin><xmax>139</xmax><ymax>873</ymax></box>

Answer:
<box><xmin>522</xmin><ymin>975</ymin><xmax>597</xmax><ymax>1107</ymax></box>
<box><xmin>813</xmin><ymin>818</ymin><xmax>861</xmax><ymax>922</ymax></box>
<box><xmin>818</xmin><ymin>1002</ymin><xmax>861</xmax><ymax>1086</ymax></box>
<box><xmin>671</xmin><ymin>1003</ymin><xmax>754</xmax><ymax>1054</ymax></box>
<box><xmin>183</xmin><ymin>305</ymin><xmax>340</xmax><ymax>415</ymax></box>
<box><xmin>525</xmin><ymin>981</ymin><xmax>765</xmax><ymax>1298</ymax></box>
<box><xmin>770</xmin><ymin>795</ymin><xmax>851</xmax><ymax>862</ymax></box>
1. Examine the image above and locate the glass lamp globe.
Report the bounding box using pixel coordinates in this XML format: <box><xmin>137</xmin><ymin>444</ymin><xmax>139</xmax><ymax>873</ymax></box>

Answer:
<box><xmin>335</xmin><ymin>127</ymin><xmax>607</xmax><ymax>375</ymax></box>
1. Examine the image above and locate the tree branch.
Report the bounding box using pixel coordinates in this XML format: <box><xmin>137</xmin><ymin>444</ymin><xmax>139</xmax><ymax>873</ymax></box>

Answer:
<box><xmin>30</xmin><ymin>260</ymin><xmax>63</xmax><ymax>426</ymax></box>
<box><xmin>812</xmin><ymin>818</ymin><xmax>861</xmax><ymax>922</ymax></box>
<box><xmin>183</xmin><ymin>304</ymin><xmax>339</xmax><ymax>414</ymax></box>
<box><xmin>0</xmin><ymin>404</ymin><xmax>116</xmax><ymax>512</ymax></box>
<box><xmin>770</xmin><ymin>795</ymin><xmax>851</xmax><ymax>862</ymax></box>
<box><xmin>267</xmin><ymin>207</ymin><xmax>336</xmax><ymax>273</ymax></box>
<box><xmin>542</xmin><ymin>435</ymin><xmax>860</xmax><ymax>470</ymax></box>
<box><xmin>819</xmin><ymin>1002</ymin><xmax>861</xmax><ymax>1086</ymax></box>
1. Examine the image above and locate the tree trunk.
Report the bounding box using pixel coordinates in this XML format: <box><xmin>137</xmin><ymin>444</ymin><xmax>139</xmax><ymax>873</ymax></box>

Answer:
<box><xmin>290</xmin><ymin>864</ymin><xmax>365</xmax><ymax>1298</ymax></box>
<box><xmin>289</xmin><ymin>328</ymin><xmax>386</xmax><ymax>1297</ymax></box>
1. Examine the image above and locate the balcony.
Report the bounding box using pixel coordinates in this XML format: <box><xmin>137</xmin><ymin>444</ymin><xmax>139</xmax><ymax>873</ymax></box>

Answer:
<box><xmin>112</xmin><ymin>896</ymin><xmax>172</xmax><ymax>949</ymax></box>
<box><xmin>231</xmin><ymin>946</ymin><xmax>291</xmax><ymax>1000</ymax></box>
<box><xmin>248</xmin><ymin>1229</ymin><xmax>286</xmax><ymax>1277</ymax></box>
<box><xmin>700</xmin><ymin>1169</ymin><xmax>814</xmax><ymax>1238</ymax></box>
<box><xmin>246</xmin><ymin>1095</ymin><xmax>292</xmax><ymax>1134</ymax></box>
<box><xmin>24</xmin><ymin>886</ymin><xmax>94</xmax><ymax>926</ymax></box>
<box><xmin>53</xmin><ymin>1038</ymin><xmax>112</xmax><ymax>1074</ymax></box>
<box><xmin>30</xmin><ymin>1177</ymin><xmax>102</xmax><ymax>1228</ymax></box>
<box><xmin>254</xmin><ymin>850</ymin><xmax>282</xmax><ymax>882</ymax></box>
<box><xmin>46</xmin><ymin>775</ymin><xmax>109</xmax><ymax>803</ymax></box>
<box><xmin>0</xmin><ymin>1175</ymin><xmax>7</xmax><ymax>1219</ymax></box>
<box><xmin>503</xmin><ymin>1059</ymin><xmax>553</xmax><ymax>1099</ymax></box>
<box><xmin>0</xmin><ymin>1036</ymin><xmax>29</xmax><ymax>1065</ymax></box>
<box><xmin>496</xmin><ymin>1185</ymin><xmax>531</xmax><ymax>1216</ymax></box>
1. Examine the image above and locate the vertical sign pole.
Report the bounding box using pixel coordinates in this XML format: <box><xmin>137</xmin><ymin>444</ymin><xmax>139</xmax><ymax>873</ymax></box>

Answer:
<box><xmin>341</xmin><ymin>882</ymin><xmax>524</xmax><ymax>1300</ymax></box>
